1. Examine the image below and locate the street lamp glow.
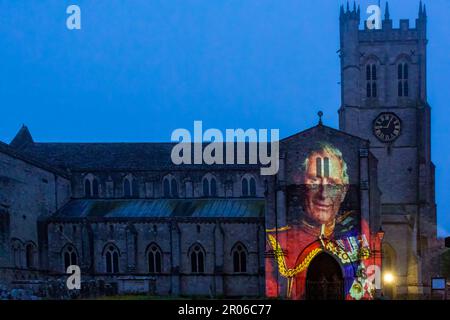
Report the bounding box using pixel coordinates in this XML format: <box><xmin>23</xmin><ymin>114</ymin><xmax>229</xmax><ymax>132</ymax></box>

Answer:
<box><xmin>384</xmin><ymin>272</ymin><xmax>395</xmax><ymax>284</ymax></box>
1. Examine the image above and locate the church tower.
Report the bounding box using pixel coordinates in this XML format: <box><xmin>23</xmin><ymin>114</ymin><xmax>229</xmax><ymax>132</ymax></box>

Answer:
<box><xmin>338</xmin><ymin>1</ymin><xmax>437</xmax><ymax>298</ymax></box>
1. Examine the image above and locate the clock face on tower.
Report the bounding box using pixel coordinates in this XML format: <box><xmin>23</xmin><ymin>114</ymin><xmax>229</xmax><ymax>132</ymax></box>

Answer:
<box><xmin>373</xmin><ymin>112</ymin><xmax>402</xmax><ymax>142</ymax></box>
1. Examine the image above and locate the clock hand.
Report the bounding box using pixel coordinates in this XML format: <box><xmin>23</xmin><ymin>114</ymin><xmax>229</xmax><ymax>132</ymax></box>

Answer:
<box><xmin>384</xmin><ymin>117</ymin><xmax>393</xmax><ymax>129</ymax></box>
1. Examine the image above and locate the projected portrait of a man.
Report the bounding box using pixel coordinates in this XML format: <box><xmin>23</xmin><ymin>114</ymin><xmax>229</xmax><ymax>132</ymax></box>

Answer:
<box><xmin>266</xmin><ymin>142</ymin><xmax>363</xmax><ymax>300</ymax></box>
<box><xmin>298</xmin><ymin>143</ymin><xmax>350</xmax><ymax>238</ymax></box>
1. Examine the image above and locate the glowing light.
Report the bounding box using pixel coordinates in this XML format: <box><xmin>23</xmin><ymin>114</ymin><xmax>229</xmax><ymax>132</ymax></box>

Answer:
<box><xmin>384</xmin><ymin>272</ymin><xmax>395</xmax><ymax>284</ymax></box>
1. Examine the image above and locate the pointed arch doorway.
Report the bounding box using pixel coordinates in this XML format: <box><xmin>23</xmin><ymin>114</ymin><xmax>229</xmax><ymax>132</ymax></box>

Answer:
<box><xmin>305</xmin><ymin>252</ymin><xmax>344</xmax><ymax>300</ymax></box>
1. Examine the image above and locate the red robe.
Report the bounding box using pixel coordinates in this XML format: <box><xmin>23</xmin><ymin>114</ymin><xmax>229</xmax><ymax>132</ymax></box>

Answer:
<box><xmin>266</xmin><ymin>225</ymin><xmax>325</xmax><ymax>299</ymax></box>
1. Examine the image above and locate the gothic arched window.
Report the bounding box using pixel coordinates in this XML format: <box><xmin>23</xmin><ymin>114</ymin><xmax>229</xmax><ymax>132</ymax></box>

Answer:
<box><xmin>163</xmin><ymin>178</ymin><xmax>170</xmax><ymax>197</ymax></box>
<box><xmin>104</xmin><ymin>244</ymin><xmax>120</xmax><ymax>273</ymax></box>
<box><xmin>398</xmin><ymin>63</ymin><xmax>409</xmax><ymax>97</ymax></box>
<box><xmin>11</xmin><ymin>239</ymin><xmax>23</xmax><ymax>268</ymax></box>
<box><xmin>242</xmin><ymin>176</ymin><xmax>257</xmax><ymax>197</ymax></box>
<box><xmin>315</xmin><ymin>157</ymin><xmax>332</xmax><ymax>179</ymax></box>
<box><xmin>147</xmin><ymin>244</ymin><xmax>162</xmax><ymax>273</ymax></box>
<box><xmin>203</xmin><ymin>178</ymin><xmax>209</xmax><ymax>197</ymax></box>
<box><xmin>249</xmin><ymin>177</ymin><xmax>256</xmax><ymax>196</ymax></box>
<box><xmin>84</xmin><ymin>174</ymin><xmax>99</xmax><ymax>198</ymax></box>
<box><xmin>190</xmin><ymin>244</ymin><xmax>205</xmax><ymax>273</ymax></box>
<box><xmin>366</xmin><ymin>63</ymin><xmax>377</xmax><ymax>98</ymax></box>
<box><xmin>323</xmin><ymin>157</ymin><xmax>330</xmax><ymax>178</ymax></box>
<box><xmin>122</xmin><ymin>176</ymin><xmax>139</xmax><ymax>198</ymax></box>
<box><xmin>171</xmin><ymin>178</ymin><xmax>178</xmax><ymax>197</ymax></box>
<box><xmin>210</xmin><ymin>178</ymin><xmax>217</xmax><ymax>197</ymax></box>
<box><xmin>163</xmin><ymin>176</ymin><xmax>178</xmax><ymax>198</ymax></box>
<box><xmin>132</xmin><ymin>179</ymin><xmax>139</xmax><ymax>197</ymax></box>
<box><xmin>202</xmin><ymin>176</ymin><xmax>217</xmax><ymax>197</ymax></box>
<box><xmin>232</xmin><ymin>243</ymin><xmax>247</xmax><ymax>273</ymax></box>
<box><xmin>242</xmin><ymin>178</ymin><xmax>249</xmax><ymax>196</ymax></box>
<box><xmin>92</xmin><ymin>179</ymin><xmax>99</xmax><ymax>197</ymax></box>
<box><xmin>63</xmin><ymin>244</ymin><xmax>78</xmax><ymax>271</ymax></box>
<box><xmin>84</xmin><ymin>179</ymin><xmax>92</xmax><ymax>198</ymax></box>
<box><xmin>316</xmin><ymin>157</ymin><xmax>322</xmax><ymax>177</ymax></box>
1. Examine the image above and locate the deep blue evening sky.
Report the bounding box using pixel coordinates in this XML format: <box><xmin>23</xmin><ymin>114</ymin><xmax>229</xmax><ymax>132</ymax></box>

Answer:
<box><xmin>0</xmin><ymin>0</ymin><xmax>448</xmax><ymax>235</ymax></box>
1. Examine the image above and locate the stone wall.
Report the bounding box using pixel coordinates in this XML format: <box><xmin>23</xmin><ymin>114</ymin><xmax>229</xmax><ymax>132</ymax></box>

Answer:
<box><xmin>46</xmin><ymin>219</ymin><xmax>264</xmax><ymax>297</ymax></box>
<box><xmin>0</xmin><ymin>150</ymin><xmax>71</xmax><ymax>275</ymax></box>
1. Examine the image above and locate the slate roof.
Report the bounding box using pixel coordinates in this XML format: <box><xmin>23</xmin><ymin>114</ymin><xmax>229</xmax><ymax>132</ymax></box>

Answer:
<box><xmin>0</xmin><ymin>141</ymin><xmax>69</xmax><ymax>178</ymax></box>
<box><xmin>49</xmin><ymin>198</ymin><xmax>265</xmax><ymax>220</ymax></box>
<box><xmin>17</xmin><ymin>142</ymin><xmax>263</xmax><ymax>171</ymax></box>
<box><xmin>9</xmin><ymin>124</ymin><xmax>365</xmax><ymax>172</ymax></box>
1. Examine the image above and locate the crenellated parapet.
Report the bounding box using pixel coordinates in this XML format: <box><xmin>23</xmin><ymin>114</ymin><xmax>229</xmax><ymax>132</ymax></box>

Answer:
<box><xmin>340</xmin><ymin>1</ymin><xmax>427</xmax><ymax>42</ymax></box>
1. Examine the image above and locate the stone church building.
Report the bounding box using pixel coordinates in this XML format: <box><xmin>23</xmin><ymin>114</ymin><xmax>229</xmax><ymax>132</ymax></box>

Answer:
<box><xmin>0</xmin><ymin>2</ymin><xmax>437</xmax><ymax>299</ymax></box>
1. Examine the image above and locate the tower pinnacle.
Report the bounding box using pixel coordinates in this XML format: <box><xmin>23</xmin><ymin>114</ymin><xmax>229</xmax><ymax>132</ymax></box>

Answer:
<box><xmin>385</xmin><ymin>2</ymin><xmax>390</xmax><ymax>20</ymax></box>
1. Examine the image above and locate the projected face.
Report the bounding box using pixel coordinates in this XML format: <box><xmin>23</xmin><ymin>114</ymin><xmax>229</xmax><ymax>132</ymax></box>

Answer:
<box><xmin>302</xmin><ymin>148</ymin><xmax>348</xmax><ymax>226</ymax></box>
<box><xmin>265</xmin><ymin>142</ymin><xmax>380</xmax><ymax>301</ymax></box>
